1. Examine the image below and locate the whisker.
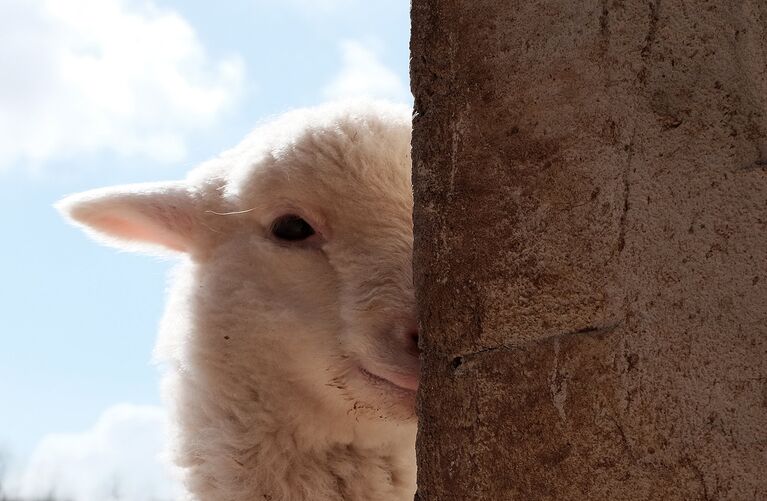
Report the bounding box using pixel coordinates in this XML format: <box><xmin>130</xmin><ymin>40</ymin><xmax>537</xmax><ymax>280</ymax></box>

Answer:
<box><xmin>205</xmin><ymin>208</ymin><xmax>256</xmax><ymax>216</ymax></box>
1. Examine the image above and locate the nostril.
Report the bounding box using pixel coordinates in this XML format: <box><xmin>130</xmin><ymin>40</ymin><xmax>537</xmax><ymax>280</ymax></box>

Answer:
<box><xmin>408</xmin><ymin>329</ymin><xmax>421</xmax><ymax>354</ymax></box>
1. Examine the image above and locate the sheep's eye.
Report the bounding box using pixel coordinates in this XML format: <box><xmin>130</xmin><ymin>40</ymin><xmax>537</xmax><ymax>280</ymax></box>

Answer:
<box><xmin>271</xmin><ymin>215</ymin><xmax>315</xmax><ymax>241</ymax></box>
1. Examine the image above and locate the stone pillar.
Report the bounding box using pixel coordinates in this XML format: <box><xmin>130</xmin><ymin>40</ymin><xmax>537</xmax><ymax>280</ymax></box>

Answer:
<box><xmin>410</xmin><ymin>1</ymin><xmax>767</xmax><ymax>499</ymax></box>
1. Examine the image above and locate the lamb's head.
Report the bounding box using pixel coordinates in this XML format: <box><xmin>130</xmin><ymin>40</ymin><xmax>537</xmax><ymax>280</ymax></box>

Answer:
<box><xmin>58</xmin><ymin>102</ymin><xmax>419</xmax><ymax>435</ymax></box>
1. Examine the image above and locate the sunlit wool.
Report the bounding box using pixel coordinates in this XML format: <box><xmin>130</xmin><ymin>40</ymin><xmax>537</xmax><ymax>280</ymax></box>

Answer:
<box><xmin>58</xmin><ymin>101</ymin><xmax>419</xmax><ymax>501</ymax></box>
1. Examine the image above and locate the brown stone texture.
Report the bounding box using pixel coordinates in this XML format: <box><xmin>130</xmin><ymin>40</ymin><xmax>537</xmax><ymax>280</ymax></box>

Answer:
<box><xmin>410</xmin><ymin>1</ymin><xmax>767</xmax><ymax>499</ymax></box>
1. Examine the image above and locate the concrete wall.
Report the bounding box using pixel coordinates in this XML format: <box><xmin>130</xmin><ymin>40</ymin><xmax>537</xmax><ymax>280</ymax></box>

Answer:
<box><xmin>411</xmin><ymin>1</ymin><xmax>767</xmax><ymax>499</ymax></box>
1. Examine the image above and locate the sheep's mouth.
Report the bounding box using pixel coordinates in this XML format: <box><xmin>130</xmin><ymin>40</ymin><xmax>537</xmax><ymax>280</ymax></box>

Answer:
<box><xmin>358</xmin><ymin>366</ymin><xmax>418</xmax><ymax>395</ymax></box>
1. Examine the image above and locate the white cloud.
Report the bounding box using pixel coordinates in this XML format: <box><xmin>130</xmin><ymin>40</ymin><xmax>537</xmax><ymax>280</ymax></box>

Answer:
<box><xmin>0</xmin><ymin>0</ymin><xmax>244</xmax><ymax>169</ymax></box>
<box><xmin>6</xmin><ymin>403</ymin><xmax>183</xmax><ymax>501</ymax></box>
<box><xmin>260</xmin><ymin>0</ymin><xmax>354</xmax><ymax>14</ymax></box>
<box><xmin>323</xmin><ymin>40</ymin><xmax>410</xmax><ymax>103</ymax></box>
<box><xmin>292</xmin><ymin>0</ymin><xmax>352</xmax><ymax>11</ymax></box>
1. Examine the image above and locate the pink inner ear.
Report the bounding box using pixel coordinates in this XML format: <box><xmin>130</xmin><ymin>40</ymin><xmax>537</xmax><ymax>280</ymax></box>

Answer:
<box><xmin>91</xmin><ymin>214</ymin><xmax>188</xmax><ymax>252</ymax></box>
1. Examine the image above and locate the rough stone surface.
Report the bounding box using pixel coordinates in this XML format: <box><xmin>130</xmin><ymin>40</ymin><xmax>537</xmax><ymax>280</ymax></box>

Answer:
<box><xmin>410</xmin><ymin>1</ymin><xmax>767</xmax><ymax>499</ymax></box>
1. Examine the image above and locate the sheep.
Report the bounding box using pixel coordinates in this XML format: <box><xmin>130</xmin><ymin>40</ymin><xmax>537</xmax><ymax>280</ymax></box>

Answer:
<box><xmin>57</xmin><ymin>100</ymin><xmax>419</xmax><ymax>501</ymax></box>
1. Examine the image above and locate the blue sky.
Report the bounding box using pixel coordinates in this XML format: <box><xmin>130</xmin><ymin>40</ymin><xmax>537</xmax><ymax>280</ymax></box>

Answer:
<box><xmin>0</xmin><ymin>0</ymin><xmax>409</xmax><ymax>497</ymax></box>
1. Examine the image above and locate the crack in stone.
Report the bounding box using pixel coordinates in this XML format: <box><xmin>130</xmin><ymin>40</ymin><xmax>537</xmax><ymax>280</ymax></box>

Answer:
<box><xmin>549</xmin><ymin>339</ymin><xmax>569</xmax><ymax>423</ymax></box>
<box><xmin>607</xmin><ymin>413</ymin><xmax>638</xmax><ymax>464</ymax></box>
<box><xmin>641</xmin><ymin>0</ymin><xmax>662</xmax><ymax>58</ymax></box>
<box><xmin>449</xmin><ymin>319</ymin><xmax>625</xmax><ymax>370</ymax></box>
<box><xmin>617</xmin><ymin>125</ymin><xmax>637</xmax><ymax>254</ymax></box>
<box><xmin>681</xmin><ymin>456</ymin><xmax>711</xmax><ymax>501</ymax></box>
<box><xmin>599</xmin><ymin>0</ymin><xmax>610</xmax><ymax>55</ymax></box>
<box><xmin>739</xmin><ymin>158</ymin><xmax>767</xmax><ymax>171</ymax></box>
<box><xmin>599</xmin><ymin>0</ymin><xmax>610</xmax><ymax>36</ymax></box>
<box><xmin>636</xmin><ymin>0</ymin><xmax>662</xmax><ymax>85</ymax></box>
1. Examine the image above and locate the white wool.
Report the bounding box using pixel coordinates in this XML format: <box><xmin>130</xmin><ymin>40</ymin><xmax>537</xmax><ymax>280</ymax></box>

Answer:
<box><xmin>58</xmin><ymin>100</ymin><xmax>418</xmax><ymax>500</ymax></box>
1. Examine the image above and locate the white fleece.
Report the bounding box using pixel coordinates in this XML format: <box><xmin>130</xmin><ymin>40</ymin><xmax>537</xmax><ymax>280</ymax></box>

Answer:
<box><xmin>58</xmin><ymin>100</ymin><xmax>419</xmax><ymax>501</ymax></box>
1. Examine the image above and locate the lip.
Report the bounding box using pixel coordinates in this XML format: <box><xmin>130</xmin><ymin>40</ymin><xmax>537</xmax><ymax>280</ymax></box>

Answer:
<box><xmin>359</xmin><ymin>366</ymin><xmax>419</xmax><ymax>394</ymax></box>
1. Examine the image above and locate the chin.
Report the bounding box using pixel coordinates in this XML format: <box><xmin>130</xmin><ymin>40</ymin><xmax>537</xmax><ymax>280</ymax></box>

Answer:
<box><xmin>341</xmin><ymin>365</ymin><xmax>418</xmax><ymax>423</ymax></box>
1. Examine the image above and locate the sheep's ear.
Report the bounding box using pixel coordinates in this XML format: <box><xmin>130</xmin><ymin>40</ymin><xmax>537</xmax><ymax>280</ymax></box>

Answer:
<box><xmin>56</xmin><ymin>182</ymin><xmax>201</xmax><ymax>254</ymax></box>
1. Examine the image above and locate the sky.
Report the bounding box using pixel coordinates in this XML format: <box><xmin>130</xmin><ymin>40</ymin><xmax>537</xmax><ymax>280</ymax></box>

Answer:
<box><xmin>0</xmin><ymin>0</ymin><xmax>410</xmax><ymax>498</ymax></box>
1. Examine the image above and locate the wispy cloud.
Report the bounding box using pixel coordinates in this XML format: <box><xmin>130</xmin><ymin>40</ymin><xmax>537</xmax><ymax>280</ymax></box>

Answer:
<box><xmin>323</xmin><ymin>39</ymin><xmax>410</xmax><ymax>103</ymax></box>
<box><xmin>0</xmin><ymin>0</ymin><xmax>245</xmax><ymax>169</ymax></box>
<box><xmin>6</xmin><ymin>403</ymin><xmax>182</xmax><ymax>501</ymax></box>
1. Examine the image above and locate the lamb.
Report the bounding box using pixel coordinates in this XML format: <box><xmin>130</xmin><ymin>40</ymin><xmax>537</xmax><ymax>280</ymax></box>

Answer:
<box><xmin>57</xmin><ymin>101</ymin><xmax>420</xmax><ymax>501</ymax></box>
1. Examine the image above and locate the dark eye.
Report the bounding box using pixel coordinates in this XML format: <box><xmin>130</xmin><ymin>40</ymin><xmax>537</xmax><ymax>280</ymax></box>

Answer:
<box><xmin>271</xmin><ymin>215</ymin><xmax>315</xmax><ymax>241</ymax></box>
